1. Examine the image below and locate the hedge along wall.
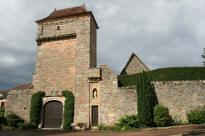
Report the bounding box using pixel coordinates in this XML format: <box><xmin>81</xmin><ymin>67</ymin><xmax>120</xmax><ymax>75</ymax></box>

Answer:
<box><xmin>30</xmin><ymin>91</ymin><xmax>45</xmax><ymax>127</ymax></box>
<box><xmin>118</xmin><ymin>67</ymin><xmax>205</xmax><ymax>87</ymax></box>
<box><xmin>62</xmin><ymin>91</ymin><xmax>74</xmax><ymax>129</ymax></box>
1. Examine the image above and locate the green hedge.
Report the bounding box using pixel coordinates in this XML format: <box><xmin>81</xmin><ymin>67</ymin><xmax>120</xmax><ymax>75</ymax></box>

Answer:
<box><xmin>137</xmin><ymin>71</ymin><xmax>155</xmax><ymax>127</ymax></box>
<box><xmin>187</xmin><ymin>105</ymin><xmax>205</xmax><ymax>124</ymax></box>
<box><xmin>0</xmin><ymin>107</ymin><xmax>5</xmax><ymax>126</ymax></box>
<box><xmin>154</xmin><ymin>105</ymin><xmax>172</xmax><ymax>127</ymax></box>
<box><xmin>30</xmin><ymin>91</ymin><xmax>45</xmax><ymax>127</ymax></box>
<box><xmin>62</xmin><ymin>91</ymin><xmax>74</xmax><ymax>129</ymax></box>
<box><xmin>7</xmin><ymin>113</ymin><xmax>24</xmax><ymax>128</ymax></box>
<box><xmin>118</xmin><ymin>67</ymin><xmax>205</xmax><ymax>87</ymax></box>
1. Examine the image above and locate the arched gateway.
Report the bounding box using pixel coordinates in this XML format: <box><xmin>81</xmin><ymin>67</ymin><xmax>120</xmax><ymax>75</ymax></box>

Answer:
<box><xmin>43</xmin><ymin>101</ymin><xmax>63</xmax><ymax>128</ymax></box>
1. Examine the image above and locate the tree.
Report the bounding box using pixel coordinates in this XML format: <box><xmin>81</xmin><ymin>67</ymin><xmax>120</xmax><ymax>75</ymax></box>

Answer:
<box><xmin>202</xmin><ymin>48</ymin><xmax>205</xmax><ymax>66</ymax></box>
<box><xmin>136</xmin><ymin>71</ymin><xmax>155</xmax><ymax>127</ymax></box>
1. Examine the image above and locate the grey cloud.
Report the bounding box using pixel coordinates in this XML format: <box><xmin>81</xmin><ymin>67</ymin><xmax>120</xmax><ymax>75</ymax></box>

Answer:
<box><xmin>0</xmin><ymin>0</ymin><xmax>205</xmax><ymax>90</ymax></box>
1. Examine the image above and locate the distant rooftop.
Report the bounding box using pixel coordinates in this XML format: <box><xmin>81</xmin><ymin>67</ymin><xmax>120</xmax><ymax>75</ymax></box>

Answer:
<box><xmin>10</xmin><ymin>82</ymin><xmax>33</xmax><ymax>90</ymax></box>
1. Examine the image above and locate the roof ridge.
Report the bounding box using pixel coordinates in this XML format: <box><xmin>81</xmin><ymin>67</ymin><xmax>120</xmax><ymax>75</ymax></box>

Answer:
<box><xmin>120</xmin><ymin>52</ymin><xmax>150</xmax><ymax>75</ymax></box>
<box><xmin>55</xmin><ymin>4</ymin><xmax>87</xmax><ymax>12</ymax></box>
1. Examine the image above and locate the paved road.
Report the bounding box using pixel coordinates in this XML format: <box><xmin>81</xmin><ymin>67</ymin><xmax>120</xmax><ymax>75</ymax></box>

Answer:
<box><xmin>0</xmin><ymin>125</ymin><xmax>205</xmax><ymax>136</ymax></box>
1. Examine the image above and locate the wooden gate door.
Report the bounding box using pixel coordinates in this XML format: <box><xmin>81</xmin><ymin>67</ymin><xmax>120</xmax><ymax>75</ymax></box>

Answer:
<box><xmin>92</xmin><ymin>106</ymin><xmax>98</xmax><ymax>126</ymax></box>
<box><xmin>43</xmin><ymin>101</ymin><xmax>63</xmax><ymax>128</ymax></box>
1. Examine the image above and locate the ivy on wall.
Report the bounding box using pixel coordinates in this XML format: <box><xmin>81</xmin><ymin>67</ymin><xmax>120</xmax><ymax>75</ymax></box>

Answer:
<box><xmin>30</xmin><ymin>91</ymin><xmax>45</xmax><ymax>127</ymax></box>
<box><xmin>62</xmin><ymin>91</ymin><xmax>74</xmax><ymax>129</ymax></box>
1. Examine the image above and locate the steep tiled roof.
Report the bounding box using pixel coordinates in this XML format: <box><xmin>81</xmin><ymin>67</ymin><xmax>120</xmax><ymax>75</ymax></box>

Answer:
<box><xmin>36</xmin><ymin>4</ymin><xmax>99</xmax><ymax>28</ymax></box>
<box><xmin>10</xmin><ymin>82</ymin><xmax>33</xmax><ymax>90</ymax></box>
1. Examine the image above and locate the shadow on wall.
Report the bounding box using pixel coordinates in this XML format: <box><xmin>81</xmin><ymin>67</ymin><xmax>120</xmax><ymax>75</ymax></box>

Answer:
<box><xmin>153</xmin><ymin>85</ymin><xmax>159</xmax><ymax>107</ymax></box>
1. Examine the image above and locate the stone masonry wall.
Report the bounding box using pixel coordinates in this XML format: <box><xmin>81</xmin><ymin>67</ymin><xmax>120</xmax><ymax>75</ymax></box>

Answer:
<box><xmin>124</xmin><ymin>56</ymin><xmax>149</xmax><ymax>75</ymax></box>
<box><xmin>34</xmin><ymin>14</ymin><xmax>98</xmax><ymax>127</ymax></box>
<box><xmin>99</xmin><ymin>65</ymin><xmax>205</xmax><ymax>125</ymax></box>
<box><xmin>90</xmin><ymin>17</ymin><xmax>97</xmax><ymax>68</ymax></box>
<box><xmin>154</xmin><ymin>81</ymin><xmax>205</xmax><ymax>121</ymax></box>
<box><xmin>99</xmin><ymin>65</ymin><xmax>138</xmax><ymax>125</ymax></box>
<box><xmin>33</xmin><ymin>38</ymin><xmax>76</xmax><ymax>94</ymax></box>
<box><xmin>5</xmin><ymin>89</ymin><xmax>32</xmax><ymax>122</ymax></box>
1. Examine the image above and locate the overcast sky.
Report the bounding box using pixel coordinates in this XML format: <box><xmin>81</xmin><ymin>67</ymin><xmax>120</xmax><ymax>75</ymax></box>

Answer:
<box><xmin>0</xmin><ymin>0</ymin><xmax>205</xmax><ymax>90</ymax></box>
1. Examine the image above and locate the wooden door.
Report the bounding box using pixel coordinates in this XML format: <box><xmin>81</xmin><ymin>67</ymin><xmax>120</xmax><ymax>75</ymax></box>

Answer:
<box><xmin>43</xmin><ymin>101</ymin><xmax>63</xmax><ymax>128</ymax></box>
<box><xmin>92</xmin><ymin>106</ymin><xmax>98</xmax><ymax>126</ymax></box>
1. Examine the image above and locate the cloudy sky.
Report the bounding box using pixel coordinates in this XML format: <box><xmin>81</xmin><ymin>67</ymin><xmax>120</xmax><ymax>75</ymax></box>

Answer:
<box><xmin>0</xmin><ymin>0</ymin><xmax>205</xmax><ymax>90</ymax></box>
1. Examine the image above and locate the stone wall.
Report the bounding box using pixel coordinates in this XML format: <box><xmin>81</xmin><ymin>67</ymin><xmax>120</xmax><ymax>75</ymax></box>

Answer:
<box><xmin>90</xmin><ymin>16</ymin><xmax>97</xmax><ymax>68</ymax></box>
<box><xmin>99</xmin><ymin>65</ymin><xmax>205</xmax><ymax>125</ymax></box>
<box><xmin>34</xmin><ymin>14</ymin><xmax>98</xmax><ymax>126</ymax></box>
<box><xmin>121</xmin><ymin>54</ymin><xmax>149</xmax><ymax>75</ymax></box>
<box><xmin>33</xmin><ymin>38</ymin><xmax>77</xmax><ymax>94</ymax></box>
<box><xmin>5</xmin><ymin>89</ymin><xmax>32</xmax><ymax>122</ymax></box>
<box><xmin>99</xmin><ymin>65</ymin><xmax>138</xmax><ymax>125</ymax></box>
<box><xmin>154</xmin><ymin>81</ymin><xmax>205</xmax><ymax>120</ymax></box>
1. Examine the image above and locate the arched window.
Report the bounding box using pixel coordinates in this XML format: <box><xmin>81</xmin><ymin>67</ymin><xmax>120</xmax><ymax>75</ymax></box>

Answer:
<box><xmin>93</xmin><ymin>88</ymin><xmax>97</xmax><ymax>98</ymax></box>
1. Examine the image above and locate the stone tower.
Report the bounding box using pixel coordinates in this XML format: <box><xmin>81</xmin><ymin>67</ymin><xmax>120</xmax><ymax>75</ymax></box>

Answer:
<box><xmin>33</xmin><ymin>5</ymin><xmax>100</xmax><ymax>127</ymax></box>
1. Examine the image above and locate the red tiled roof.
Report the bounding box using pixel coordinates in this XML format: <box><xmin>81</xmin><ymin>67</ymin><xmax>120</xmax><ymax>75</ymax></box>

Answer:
<box><xmin>10</xmin><ymin>82</ymin><xmax>33</xmax><ymax>90</ymax></box>
<box><xmin>36</xmin><ymin>4</ymin><xmax>99</xmax><ymax>28</ymax></box>
<box><xmin>37</xmin><ymin>4</ymin><xmax>88</xmax><ymax>23</ymax></box>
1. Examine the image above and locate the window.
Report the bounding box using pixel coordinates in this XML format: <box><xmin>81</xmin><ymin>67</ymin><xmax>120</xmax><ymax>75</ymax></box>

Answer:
<box><xmin>93</xmin><ymin>88</ymin><xmax>97</xmax><ymax>98</ymax></box>
<box><xmin>56</xmin><ymin>26</ymin><xmax>61</xmax><ymax>30</ymax></box>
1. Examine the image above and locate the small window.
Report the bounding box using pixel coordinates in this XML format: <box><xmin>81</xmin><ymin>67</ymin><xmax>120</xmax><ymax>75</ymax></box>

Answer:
<box><xmin>93</xmin><ymin>89</ymin><xmax>97</xmax><ymax>98</ymax></box>
<box><xmin>24</xmin><ymin>107</ymin><xmax>27</xmax><ymax>110</ymax></box>
<box><xmin>56</xmin><ymin>26</ymin><xmax>61</xmax><ymax>30</ymax></box>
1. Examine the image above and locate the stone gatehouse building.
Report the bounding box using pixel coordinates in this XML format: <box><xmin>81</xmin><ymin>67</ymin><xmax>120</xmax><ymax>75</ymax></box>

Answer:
<box><xmin>5</xmin><ymin>5</ymin><xmax>205</xmax><ymax>129</ymax></box>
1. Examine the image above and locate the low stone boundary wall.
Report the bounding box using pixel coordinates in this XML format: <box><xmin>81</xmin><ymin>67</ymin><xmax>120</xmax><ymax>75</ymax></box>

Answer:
<box><xmin>5</xmin><ymin>89</ymin><xmax>32</xmax><ymax>122</ymax></box>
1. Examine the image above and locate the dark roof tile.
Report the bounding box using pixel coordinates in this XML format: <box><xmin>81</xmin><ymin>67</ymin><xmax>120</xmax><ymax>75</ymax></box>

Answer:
<box><xmin>10</xmin><ymin>82</ymin><xmax>33</xmax><ymax>90</ymax></box>
<box><xmin>37</xmin><ymin>5</ymin><xmax>88</xmax><ymax>23</ymax></box>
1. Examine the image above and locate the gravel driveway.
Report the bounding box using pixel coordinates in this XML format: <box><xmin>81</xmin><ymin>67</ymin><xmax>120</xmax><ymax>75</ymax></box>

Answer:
<box><xmin>0</xmin><ymin>125</ymin><xmax>205</xmax><ymax>136</ymax></box>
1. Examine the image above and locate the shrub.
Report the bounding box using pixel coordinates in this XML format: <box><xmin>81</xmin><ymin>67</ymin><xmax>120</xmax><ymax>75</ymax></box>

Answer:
<box><xmin>17</xmin><ymin>122</ymin><xmax>24</xmax><ymax>129</ymax></box>
<box><xmin>62</xmin><ymin>91</ymin><xmax>74</xmax><ymax>129</ymax></box>
<box><xmin>116</xmin><ymin>114</ymin><xmax>139</xmax><ymax>128</ymax></box>
<box><xmin>0</xmin><ymin>107</ymin><xmax>5</xmax><ymax>126</ymax></box>
<box><xmin>172</xmin><ymin>115</ymin><xmax>183</xmax><ymax>125</ymax></box>
<box><xmin>23</xmin><ymin>122</ymin><xmax>37</xmax><ymax>130</ymax></box>
<box><xmin>111</xmin><ymin>125</ymin><xmax>121</xmax><ymax>131</ymax></box>
<box><xmin>137</xmin><ymin>71</ymin><xmax>155</xmax><ymax>127</ymax></box>
<box><xmin>7</xmin><ymin>113</ymin><xmax>24</xmax><ymax>128</ymax></box>
<box><xmin>154</xmin><ymin>105</ymin><xmax>172</xmax><ymax>127</ymax></box>
<box><xmin>121</xmin><ymin>126</ymin><xmax>132</xmax><ymax>131</ymax></box>
<box><xmin>30</xmin><ymin>91</ymin><xmax>45</xmax><ymax>127</ymax></box>
<box><xmin>187</xmin><ymin>106</ymin><xmax>205</xmax><ymax>124</ymax></box>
